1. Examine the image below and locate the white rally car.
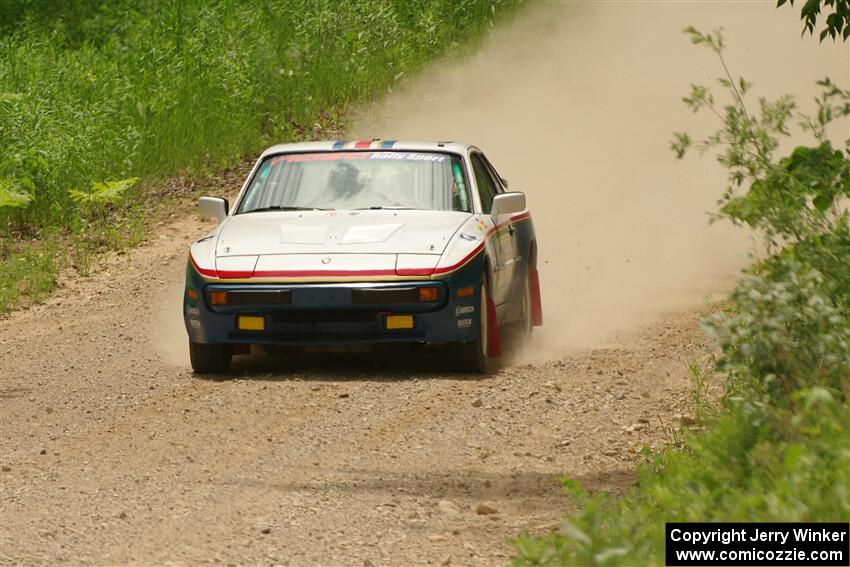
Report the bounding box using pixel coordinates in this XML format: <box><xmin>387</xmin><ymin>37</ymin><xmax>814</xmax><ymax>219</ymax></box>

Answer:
<box><xmin>184</xmin><ymin>140</ymin><xmax>542</xmax><ymax>373</ymax></box>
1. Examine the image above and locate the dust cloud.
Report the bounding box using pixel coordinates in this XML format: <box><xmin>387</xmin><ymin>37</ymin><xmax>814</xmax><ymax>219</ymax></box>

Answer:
<box><xmin>156</xmin><ymin>274</ymin><xmax>192</xmax><ymax>367</ymax></box>
<box><xmin>351</xmin><ymin>1</ymin><xmax>849</xmax><ymax>359</ymax></box>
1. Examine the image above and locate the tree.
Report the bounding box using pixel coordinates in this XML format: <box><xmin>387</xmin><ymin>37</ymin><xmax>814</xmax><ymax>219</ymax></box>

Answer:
<box><xmin>778</xmin><ymin>0</ymin><xmax>850</xmax><ymax>41</ymax></box>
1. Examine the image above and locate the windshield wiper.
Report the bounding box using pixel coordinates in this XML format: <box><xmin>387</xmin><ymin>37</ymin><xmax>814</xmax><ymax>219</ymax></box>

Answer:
<box><xmin>242</xmin><ymin>205</ymin><xmax>332</xmax><ymax>213</ymax></box>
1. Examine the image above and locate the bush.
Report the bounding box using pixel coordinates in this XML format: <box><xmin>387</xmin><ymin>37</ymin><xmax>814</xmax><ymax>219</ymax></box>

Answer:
<box><xmin>512</xmin><ymin>27</ymin><xmax>850</xmax><ymax>566</ymax></box>
<box><xmin>512</xmin><ymin>387</ymin><xmax>850</xmax><ymax>566</ymax></box>
<box><xmin>512</xmin><ymin>252</ymin><xmax>850</xmax><ymax>566</ymax></box>
<box><xmin>707</xmin><ymin>253</ymin><xmax>850</xmax><ymax>404</ymax></box>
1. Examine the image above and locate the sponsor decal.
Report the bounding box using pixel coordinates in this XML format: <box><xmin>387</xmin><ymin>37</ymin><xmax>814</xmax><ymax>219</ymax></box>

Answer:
<box><xmin>457</xmin><ymin>318</ymin><xmax>472</xmax><ymax>328</ymax></box>
<box><xmin>187</xmin><ymin>307</ymin><xmax>200</xmax><ymax>316</ymax></box>
<box><xmin>189</xmin><ymin>320</ymin><xmax>201</xmax><ymax>329</ymax></box>
<box><xmin>455</xmin><ymin>305</ymin><xmax>475</xmax><ymax>317</ymax></box>
<box><xmin>367</xmin><ymin>152</ymin><xmax>445</xmax><ymax>162</ymax></box>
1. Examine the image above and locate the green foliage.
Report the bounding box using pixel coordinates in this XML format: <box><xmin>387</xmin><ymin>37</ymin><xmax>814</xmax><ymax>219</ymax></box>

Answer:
<box><xmin>513</xmin><ymin>28</ymin><xmax>850</xmax><ymax>566</ymax></box>
<box><xmin>720</xmin><ymin>142</ymin><xmax>849</xmax><ymax>242</ymax></box>
<box><xmin>0</xmin><ymin>203</ymin><xmax>148</xmax><ymax>309</ymax></box>
<box><xmin>1</xmin><ymin>0</ymin><xmax>515</xmax><ymax>229</ymax></box>
<box><xmin>674</xmin><ymin>26</ymin><xmax>850</xmax><ymax>409</ymax></box>
<box><xmin>688</xmin><ymin>363</ymin><xmax>711</xmax><ymax>421</ymax></box>
<box><xmin>705</xmin><ymin>254</ymin><xmax>850</xmax><ymax>405</ymax></box>
<box><xmin>512</xmin><ymin>394</ymin><xmax>850</xmax><ymax>566</ymax></box>
<box><xmin>0</xmin><ymin>178</ymin><xmax>32</xmax><ymax>209</ymax></box>
<box><xmin>69</xmin><ymin>177</ymin><xmax>138</xmax><ymax>210</ymax></box>
<box><xmin>0</xmin><ymin>149</ymin><xmax>48</xmax><ymax>212</ymax></box>
<box><xmin>778</xmin><ymin>0</ymin><xmax>850</xmax><ymax>41</ymax></box>
<box><xmin>0</xmin><ymin>237</ymin><xmax>61</xmax><ymax>312</ymax></box>
<box><xmin>0</xmin><ymin>0</ymin><xmax>516</xmax><ymax>312</ymax></box>
<box><xmin>673</xmin><ymin>28</ymin><xmax>849</xmax><ymax>249</ymax></box>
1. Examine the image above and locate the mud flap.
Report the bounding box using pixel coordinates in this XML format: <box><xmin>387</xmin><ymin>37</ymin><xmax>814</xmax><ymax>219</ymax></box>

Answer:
<box><xmin>530</xmin><ymin>267</ymin><xmax>543</xmax><ymax>327</ymax></box>
<box><xmin>487</xmin><ymin>296</ymin><xmax>501</xmax><ymax>357</ymax></box>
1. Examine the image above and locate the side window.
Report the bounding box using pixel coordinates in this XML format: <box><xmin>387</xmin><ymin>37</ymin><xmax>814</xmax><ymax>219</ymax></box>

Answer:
<box><xmin>483</xmin><ymin>156</ymin><xmax>506</xmax><ymax>193</ymax></box>
<box><xmin>451</xmin><ymin>157</ymin><xmax>471</xmax><ymax>212</ymax></box>
<box><xmin>471</xmin><ymin>154</ymin><xmax>498</xmax><ymax>214</ymax></box>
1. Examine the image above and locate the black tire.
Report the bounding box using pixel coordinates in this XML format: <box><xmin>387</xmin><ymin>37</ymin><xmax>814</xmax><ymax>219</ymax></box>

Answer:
<box><xmin>189</xmin><ymin>341</ymin><xmax>233</xmax><ymax>374</ymax></box>
<box><xmin>451</xmin><ymin>276</ymin><xmax>490</xmax><ymax>374</ymax></box>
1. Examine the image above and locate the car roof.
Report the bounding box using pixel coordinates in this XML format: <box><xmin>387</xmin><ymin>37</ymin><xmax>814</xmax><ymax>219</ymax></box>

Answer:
<box><xmin>259</xmin><ymin>140</ymin><xmax>472</xmax><ymax>158</ymax></box>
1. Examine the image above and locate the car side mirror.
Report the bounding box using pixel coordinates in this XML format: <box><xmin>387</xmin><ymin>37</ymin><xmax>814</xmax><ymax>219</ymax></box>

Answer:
<box><xmin>490</xmin><ymin>192</ymin><xmax>525</xmax><ymax>216</ymax></box>
<box><xmin>199</xmin><ymin>196</ymin><xmax>229</xmax><ymax>222</ymax></box>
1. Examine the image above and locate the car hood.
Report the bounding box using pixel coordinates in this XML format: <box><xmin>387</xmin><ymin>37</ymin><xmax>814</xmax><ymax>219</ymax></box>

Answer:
<box><xmin>215</xmin><ymin>210</ymin><xmax>471</xmax><ymax>257</ymax></box>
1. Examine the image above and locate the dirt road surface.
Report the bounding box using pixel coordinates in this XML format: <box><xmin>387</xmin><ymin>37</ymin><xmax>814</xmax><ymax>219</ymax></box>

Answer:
<box><xmin>1</xmin><ymin>2</ymin><xmax>847</xmax><ymax>566</ymax></box>
<box><xmin>0</xmin><ymin>212</ymin><xmax>711</xmax><ymax>565</ymax></box>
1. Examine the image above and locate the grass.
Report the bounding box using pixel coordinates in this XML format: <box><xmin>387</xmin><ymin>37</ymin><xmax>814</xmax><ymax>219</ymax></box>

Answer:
<box><xmin>0</xmin><ymin>204</ymin><xmax>148</xmax><ymax>311</ymax></box>
<box><xmin>0</xmin><ymin>236</ymin><xmax>61</xmax><ymax>312</ymax></box>
<box><xmin>0</xmin><ymin>0</ymin><xmax>520</xmax><ymax>313</ymax></box>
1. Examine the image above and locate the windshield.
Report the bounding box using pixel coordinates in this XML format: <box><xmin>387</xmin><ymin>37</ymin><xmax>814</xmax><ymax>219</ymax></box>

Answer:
<box><xmin>237</xmin><ymin>151</ymin><xmax>471</xmax><ymax>213</ymax></box>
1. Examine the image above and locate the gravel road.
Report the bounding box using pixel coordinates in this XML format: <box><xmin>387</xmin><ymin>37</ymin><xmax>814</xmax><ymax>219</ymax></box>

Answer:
<box><xmin>0</xmin><ymin>210</ymin><xmax>713</xmax><ymax>566</ymax></box>
<box><xmin>4</xmin><ymin>3</ymin><xmax>845</xmax><ymax>564</ymax></box>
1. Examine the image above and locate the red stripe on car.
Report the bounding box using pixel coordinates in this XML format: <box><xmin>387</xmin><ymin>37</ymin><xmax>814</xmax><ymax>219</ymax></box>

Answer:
<box><xmin>396</xmin><ymin>268</ymin><xmax>436</xmax><ymax>277</ymax></box>
<box><xmin>432</xmin><ymin>243</ymin><xmax>485</xmax><ymax>275</ymax></box>
<box><xmin>189</xmin><ymin>253</ymin><xmax>218</xmax><ymax>278</ymax></box>
<box><xmin>510</xmin><ymin>211</ymin><xmax>531</xmax><ymax>223</ymax></box>
<box><xmin>191</xmin><ymin>212</ymin><xmax>530</xmax><ymax>280</ymax></box>
<box><xmin>217</xmin><ymin>270</ymin><xmax>255</xmax><ymax>278</ymax></box>
<box><xmin>251</xmin><ymin>269</ymin><xmax>398</xmax><ymax>278</ymax></box>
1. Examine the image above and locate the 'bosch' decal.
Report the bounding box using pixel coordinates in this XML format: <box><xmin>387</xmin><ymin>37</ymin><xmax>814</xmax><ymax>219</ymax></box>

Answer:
<box><xmin>455</xmin><ymin>305</ymin><xmax>475</xmax><ymax>317</ymax></box>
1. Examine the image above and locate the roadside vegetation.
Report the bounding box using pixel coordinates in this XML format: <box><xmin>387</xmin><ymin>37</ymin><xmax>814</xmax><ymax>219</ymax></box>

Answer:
<box><xmin>512</xmin><ymin>4</ymin><xmax>850</xmax><ymax>565</ymax></box>
<box><xmin>0</xmin><ymin>0</ymin><xmax>518</xmax><ymax>313</ymax></box>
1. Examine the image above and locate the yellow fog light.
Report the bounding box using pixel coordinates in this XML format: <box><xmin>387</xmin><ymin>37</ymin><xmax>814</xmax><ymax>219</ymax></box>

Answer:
<box><xmin>237</xmin><ymin>315</ymin><xmax>265</xmax><ymax>331</ymax></box>
<box><xmin>385</xmin><ymin>314</ymin><xmax>414</xmax><ymax>330</ymax></box>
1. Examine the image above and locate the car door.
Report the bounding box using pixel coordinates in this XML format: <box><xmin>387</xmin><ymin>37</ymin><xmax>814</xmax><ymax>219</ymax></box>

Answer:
<box><xmin>470</xmin><ymin>152</ymin><xmax>514</xmax><ymax>304</ymax></box>
<box><xmin>483</xmin><ymin>153</ymin><xmax>520</xmax><ymax>303</ymax></box>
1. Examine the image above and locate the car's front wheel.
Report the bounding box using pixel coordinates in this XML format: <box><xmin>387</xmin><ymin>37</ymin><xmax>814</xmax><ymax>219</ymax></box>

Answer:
<box><xmin>189</xmin><ymin>341</ymin><xmax>233</xmax><ymax>374</ymax></box>
<box><xmin>451</xmin><ymin>276</ymin><xmax>490</xmax><ymax>374</ymax></box>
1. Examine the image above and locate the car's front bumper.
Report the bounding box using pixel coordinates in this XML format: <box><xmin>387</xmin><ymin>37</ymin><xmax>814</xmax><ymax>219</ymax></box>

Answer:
<box><xmin>183</xmin><ymin>266</ymin><xmax>483</xmax><ymax>347</ymax></box>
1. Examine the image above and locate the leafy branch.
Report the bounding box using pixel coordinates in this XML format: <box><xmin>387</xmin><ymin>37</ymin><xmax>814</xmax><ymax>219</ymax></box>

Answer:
<box><xmin>778</xmin><ymin>0</ymin><xmax>850</xmax><ymax>41</ymax></box>
<box><xmin>69</xmin><ymin>178</ymin><xmax>139</xmax><ymax>219</ymax></box>
<box><xmin>671</xmin><ymin>27</ymin><xmax>850</xmax><ymax>250</ymax></box>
